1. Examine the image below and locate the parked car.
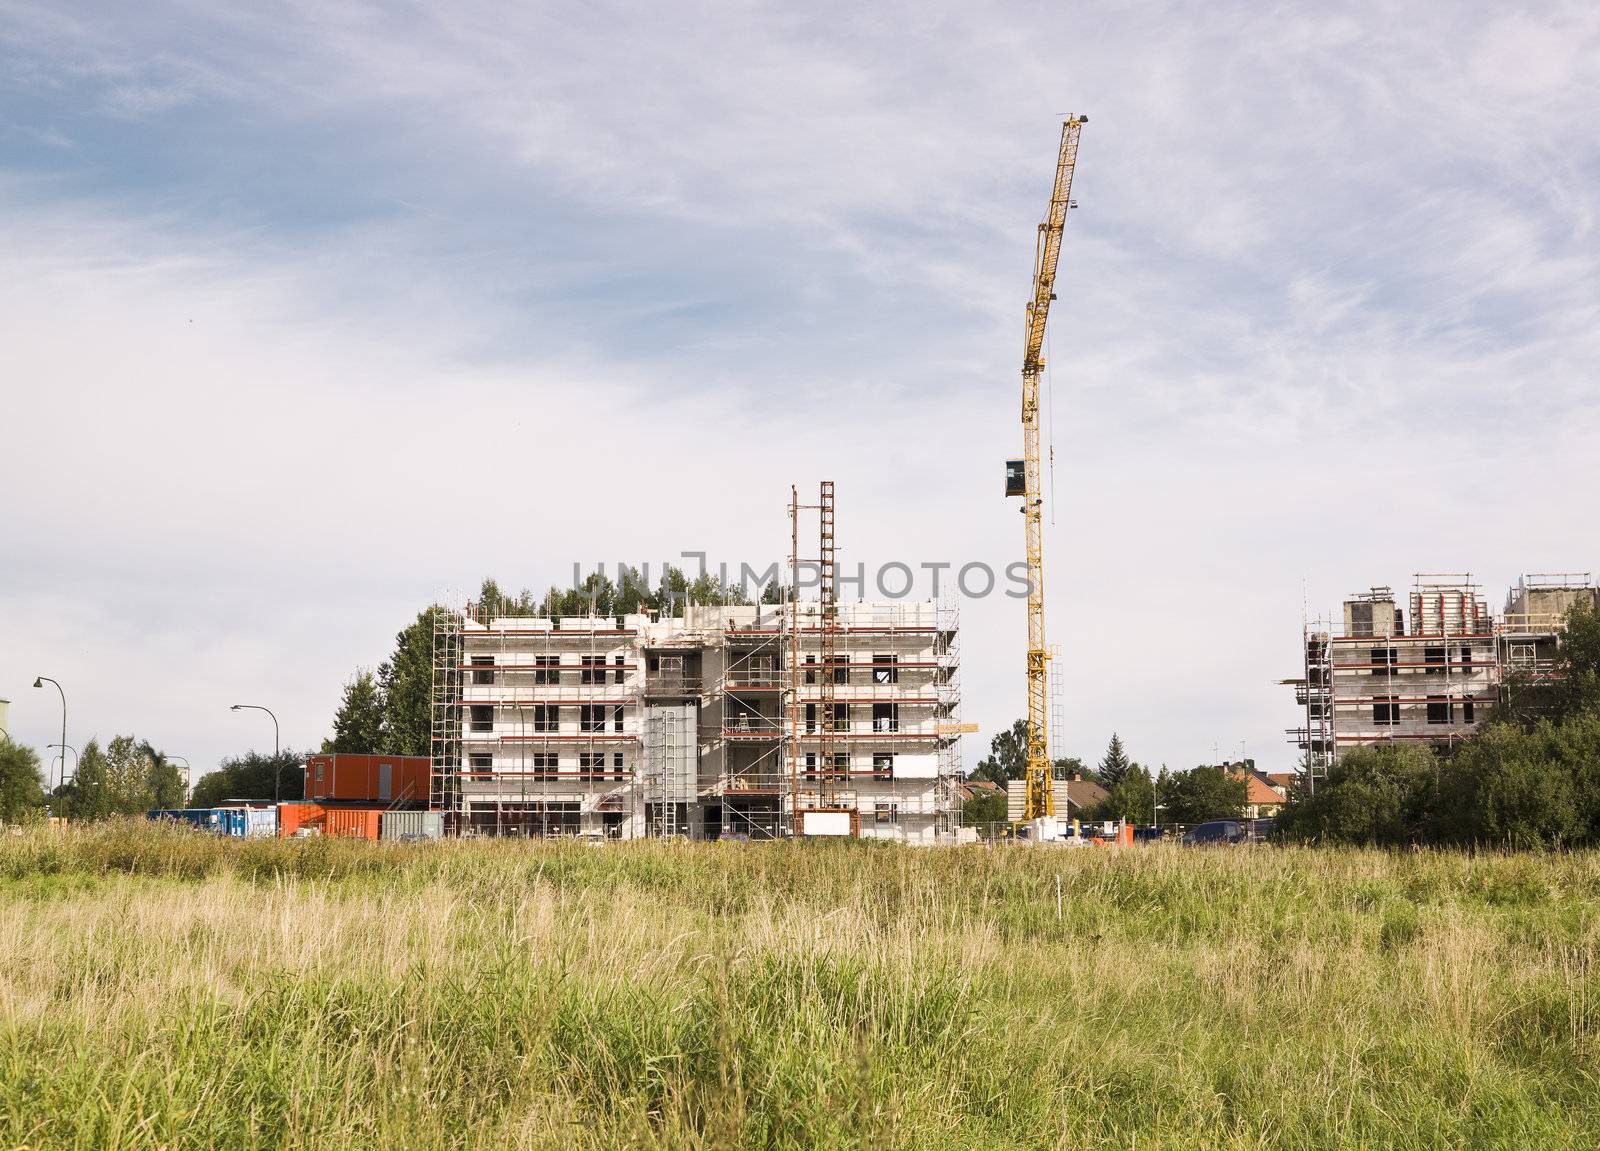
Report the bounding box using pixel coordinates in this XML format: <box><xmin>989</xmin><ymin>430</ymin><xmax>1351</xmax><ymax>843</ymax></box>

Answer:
<box><xmin>1182</xmin><ymin>820</ymin><xmax>1246</xmax><ymax>846</ymax></box>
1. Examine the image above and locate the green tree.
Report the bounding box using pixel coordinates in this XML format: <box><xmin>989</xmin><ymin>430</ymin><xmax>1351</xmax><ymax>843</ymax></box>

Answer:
<box><xmin>971</xmin><ymin>719</ymin><xmax>1029</xmax><ymax>786</ymax></box>
<box><xmin>1553</xmin><ymin>599</ymin><xmax>1600</xmax><ymax>720</ymax></box>
<box><xmin>1097</xmin><ymin>733</ymin><xmax>1131</xmax><ymax>788</ymax></box>
<box><xmin>1497</xmin><ymin>599</ymin><xmax>1600</xmax><ymax>727</ymax></box>
<box><xmin>615</xmin><ymin>565</ymin><xmax>651</xmax><ymax>614</ymax></box>
<box><xmin>65</xmin><ymin>738</ymin><xmax>110</xmax><ymax>820</ymax></box>
<box><xmin>189</xmin><ymin>750</ymin><xmax>305</xmax><ymax>807</ymax></box>
<box><xmin>325</xmin><ymin>669</ymin><xmax>385</xmax><ymax>753</ymax></box>
<box><xmin>1051</xmin><ymin>755</ymin><xmax>1086</xmax><ymax>780</ymax></box>
<box><xmin>138</xmin><ymin>741</ymin><xmax>187</xmax><ymax>809</ymax></box>
<box><xmin>761</xmin><ymin>581</ymin><xmax>790</xmax><ymax>605</ymax></box>
<box><xmin>1432</xmin><ymin>723</ymin><xmax>1582</xmax><ymax>848</ymax></box>
<box><xmin>1277</xmin><ymin>744</ymin><xmax>1437</xmax><ymax>845</ymax></box>
<box><xmin>378</xmin><ymin>609</ymin><xmax>442</xmax><ymax>757</ymax></box>
<box><xmin>1099</xmin><ymin>764</ymin><xmax>1156</xmax><ymax>824</ymax></box>
<box><xmin>1162</xmin><ymin>765</ymin><xmax>1246</xmax><ymax>825</ymax></box>
<box><xmin>103</xmin><ymin>735</ymin><xmax>157</xmax><ymax>814</ymax></box>
<box><xmin>961</xmin><ymin>789</ymin><xmax>1008</xmax><ymax>828</ymax></box>
<box><xmin>655</xmin><ymin>565</ymin><xmax>691</xmax><ymax>614</ymax></box>
<box><xmin>0</xmin><ymin>742</ymin><xmax>46</xmax><ymax>823</ymax></box>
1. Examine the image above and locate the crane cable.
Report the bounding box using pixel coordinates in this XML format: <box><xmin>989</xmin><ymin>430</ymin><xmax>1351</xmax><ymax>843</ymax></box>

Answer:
<box><xmin>1046</xmin><ymin>324</ymin><xmax>1056</xmax><ymax>526</ymax></box>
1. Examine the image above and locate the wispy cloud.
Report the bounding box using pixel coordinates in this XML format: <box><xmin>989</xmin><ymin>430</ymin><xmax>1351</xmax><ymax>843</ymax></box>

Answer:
<box><xmin>1</xmin><ymin>0</ymin><xmax>1596</xmax><ymax>773</ymax></box>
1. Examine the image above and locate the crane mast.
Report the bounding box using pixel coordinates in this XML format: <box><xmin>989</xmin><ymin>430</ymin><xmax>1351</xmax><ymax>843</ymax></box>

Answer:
<box><xmin>1011</xmin><ymin>115</ymin><xmax>1085</xmax><ymax>822</ymax></box>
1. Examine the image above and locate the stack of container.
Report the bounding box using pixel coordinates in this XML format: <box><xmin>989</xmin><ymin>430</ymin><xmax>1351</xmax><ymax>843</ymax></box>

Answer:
<box><xmin>298</xmin><ymin>753</ymin><xmax>439</xmax><ymax>842</ymax></box>
<box><xmin>147</xmin><ymin>805</ymin><xmax>277</xmax><ymax>838</ymax></box>
<box><xmin>149</xmin><ymin>753</ymin><xmax>443</xmax><ymax>844</ymax></box>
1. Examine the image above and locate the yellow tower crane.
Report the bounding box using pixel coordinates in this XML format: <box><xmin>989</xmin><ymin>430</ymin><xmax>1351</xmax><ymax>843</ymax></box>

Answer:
<box><xmin>1006</xmin><ymin>114</ymin><xmax>1086</xmax><ymax>823</ymax></box>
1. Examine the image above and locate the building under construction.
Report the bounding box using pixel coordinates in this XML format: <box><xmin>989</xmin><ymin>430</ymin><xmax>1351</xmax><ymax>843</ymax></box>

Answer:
<box><xmin>1287</xmin><ymin>572</ymin><xmax>1596</xmax><ymax>784</ymax></box>
<box><xmin>427</xmin><ymin>485</ymin><xmax>963</xmax><ymax>840</ymax></box>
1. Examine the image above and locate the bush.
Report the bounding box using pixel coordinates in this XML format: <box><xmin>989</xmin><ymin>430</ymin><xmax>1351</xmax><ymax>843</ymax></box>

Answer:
<box><xmin>1277</xmin><ymin>744</ymin><xmax>1436</xmax><ymax>845</ymax></box>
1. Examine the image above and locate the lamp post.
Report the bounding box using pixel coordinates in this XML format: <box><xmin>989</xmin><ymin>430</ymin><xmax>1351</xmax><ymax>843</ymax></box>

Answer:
<box><xmin>33</xmin><ymin>677</ymin><xmax>66</xmax><ymax>806</ymax></box>
<box><xmin>230</xmin><ymin>704</ymin><xmax>281</xmax><ymax>803</ymax></box>
<box><xmin>166</xmin><ymin>755</ymin><xmax>192</xmax><ymax>805</ymax></box>
<box><xmin>46</xmin><ymin>743</ymin><xmax>78</xmax><ymax>819</ymax></box>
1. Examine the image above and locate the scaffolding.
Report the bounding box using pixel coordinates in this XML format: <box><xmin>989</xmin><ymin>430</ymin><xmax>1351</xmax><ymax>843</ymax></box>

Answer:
<box><xmin>1283</xmin><ymin>573</ymin><xmax>1587</xmax><ymax>774</ymax></box>
<box><xmin>1293</xmin><ymin>622</ymin><xmax>1334</xmax><ymax>791</ymax></box>
<box><xmin>643</xmin><ymin>702</ymin><xmax>694</xmax><ymax>837</ymax></box>
<box><xmin>429</xmin><ymin>607</ymin><xmax>463</xmax><ymax>823</ymax></box>
<box><xmin>432</xmin><ymin>485</ymin><xmax>960</xmax><ymax>841</ymax></box>
<box><xmin>456</xmin><ymin>611</ymin><xmax>641</xmax><ymax>836</ymax></box>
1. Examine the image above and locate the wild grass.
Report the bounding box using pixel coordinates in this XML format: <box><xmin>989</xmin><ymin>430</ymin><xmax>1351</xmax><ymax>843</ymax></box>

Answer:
<box><xmin>1</xmin><ymin>823</ymin><xmax>1598</xmax><ymax>1149</ymax></box>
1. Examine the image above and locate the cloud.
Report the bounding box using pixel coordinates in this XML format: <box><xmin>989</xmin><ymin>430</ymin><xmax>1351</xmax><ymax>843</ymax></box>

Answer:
<box><xmin>0</xmin><ymin>0</ymin><xmax>1597</xmax><ymax>777</ymax></box>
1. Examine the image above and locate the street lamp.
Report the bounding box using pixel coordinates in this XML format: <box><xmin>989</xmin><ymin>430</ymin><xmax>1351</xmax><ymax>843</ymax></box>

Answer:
<box><xmin>230</xmin><ymin>704</ymin><xmax>282</xmax><ymax>803</ymax></box>
<box><xmin>46</xmin><ymin>743</ymin><xmax>78</xmax><ymax>819</ymax></box>
<box><xmin>166</xmin><ymin>755</ymin><xmax>192</xmax><ymax>805</ymax></box>
<box><xmin>33</xmin><ymin>677</ymin><xmax>66</xmax><ymax>801</ymax></box>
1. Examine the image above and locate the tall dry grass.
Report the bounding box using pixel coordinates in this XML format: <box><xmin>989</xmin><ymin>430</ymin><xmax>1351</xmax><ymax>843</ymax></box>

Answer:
<box><xmin>1</xmin><ymin>821</ymin><xmax>1598</xmax><ymax>1149</ymax></box>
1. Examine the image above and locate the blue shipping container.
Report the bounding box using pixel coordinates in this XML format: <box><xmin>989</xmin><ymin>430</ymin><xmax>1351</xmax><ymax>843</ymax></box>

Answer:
<box><xmin>244</xmin><ymin>807</ymin><xmax>278</xmax><ymax>838</ymax></box>
<box><xmin>146</xmin><ymin>807</ymin><xmax>276</xmax><ymax>837</ymax></box>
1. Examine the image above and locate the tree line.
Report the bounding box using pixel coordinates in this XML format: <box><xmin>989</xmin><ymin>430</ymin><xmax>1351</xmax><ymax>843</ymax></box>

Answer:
<box><xmin>1278</xmin><ymin>601</ymin><xmax>1600</xmax><ymax>847</ymax></box>
<box><xmin>962</xmin><ymin>725</ymin><xmax>1247</xmax><ymax>828</ymax></box>
<box><xmin>0</xmin><ymin>737</ymin><xmax>186</xmax><ymax>823</ymax></box>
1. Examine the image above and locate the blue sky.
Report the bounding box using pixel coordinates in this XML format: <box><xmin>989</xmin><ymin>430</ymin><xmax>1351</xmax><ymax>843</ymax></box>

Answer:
<box><xmin>2</xmin><ymin>0</ymin><xmax>1596</xmax><ymax>781</ymax></box>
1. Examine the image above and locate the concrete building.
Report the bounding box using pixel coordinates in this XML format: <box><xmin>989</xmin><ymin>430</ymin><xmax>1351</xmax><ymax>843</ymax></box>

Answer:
<box><xmin>1287</xmin><ymin>573</ymin><xmax>1596</xmax><ymax>782</ymax></box>
<box><xmin>438</xmin><ymin>599</ymin><xmax>961</xmax><ymax>841</ymax></box>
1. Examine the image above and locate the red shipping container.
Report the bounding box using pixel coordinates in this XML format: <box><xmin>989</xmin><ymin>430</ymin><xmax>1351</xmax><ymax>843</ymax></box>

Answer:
<box><xmin>322</xmin><ymin>807</ymin><xmax>383</xmax><ymax>841</ymax></box>
<box><xmin>278</xmin><ymin>802</ymin><xmax>326</xmax><ymax>837</ymax></box>
<box><xmin>303</xmin><ymin>754</ymin><xmax>430</xmax><ymax>805</ymax></box>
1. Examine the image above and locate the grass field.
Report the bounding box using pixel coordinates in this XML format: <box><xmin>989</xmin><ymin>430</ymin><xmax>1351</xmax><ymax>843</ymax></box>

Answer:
<box><xmin>2</xmin><ymin>824</ymin><xmax>1598</xmax><ymax>1149</ymax></box>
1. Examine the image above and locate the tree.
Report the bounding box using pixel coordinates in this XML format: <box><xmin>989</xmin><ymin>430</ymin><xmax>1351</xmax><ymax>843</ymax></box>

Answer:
<box><xmin>1051</xmin><ymin>756</ymin><xmax>1086</xmax><ymax>780</ymax></box>
<box><xmin>971</xmin><ymin>719</ymin><xmax>1029</xmax><ymax>786</ymax></box>
<box><xmin>65</xmin><ymin>738</ymin><xmax>110</xmax><ymax>820</ymax></box>
<box><xmin>761</xmin><ymin>581</ymin><xmax>790</xmax><ymax>605</ymax></box>
<box><xmin>615</xmin><ymin>565</ymin><xmax>651</xmax><ymax>614</ymax></box>
<box><xmin>61</xmin><ymin>736</ymin><xmax>187</xmax><ymax>817</ymax></box>
<box><xmin>961</xmin><ymin>789</ymin><xmax>1008</xmax><ymax>828</ymax></box>
<box><xmin>1553</xmin><ymin>599</ymin><xmax>1600</xmax><ymax>721</ymax></box>
<box><xmin>1161</xmin><ymin>765</ymin><xmax>1246</xmax><ymax>825</ymax></box>
<box><xmin>1432</xmin><ymin>723</ymin><xmax>1583</xmax><ymax>848</ymax></box>
<box><xmin>103</xmin><ymin>735</ymin><xmax>155</xmax><ymax>814</ymax></box>
<box><xmin>1099</xmin><ymin>764</ymin><xmax>1156</xmax><ymax>824</ymax></box>
<box><xmin>655</xmin><ymin>565</ymin><xmax>691</xmax><ymax>615</ymax></box>
<box><xmin>1277</xmin><ymin>744</ymin><xmax>1437</xmax><ymax>845</ymax></box>
<box><xmin>189</xmin><ymin>749</ymin><xmax>305</xmax><ymax>807</ymax></box>
<box><xmin>1097</xmin><ymin>733</ymin><xmax>1131</xmax><ymax>788</ymax></box>
<box><xmin>138</xmin><ymin>741</ymin><xmax>187</xmax><ymax>809</ymax></box>
<box><xmin>325</xmin><ymin>670</ymin><xmax>385</xmax><ymax>754</ymax></box>
<box><xmin>0</xmin><ymin>742</ymin><xmax>46</xmax><ymax>823</ymax></box>
<box><xmin>378</xmin><ymin>609</ymin><xmax>441</xmax><ymax>757</ymax></box>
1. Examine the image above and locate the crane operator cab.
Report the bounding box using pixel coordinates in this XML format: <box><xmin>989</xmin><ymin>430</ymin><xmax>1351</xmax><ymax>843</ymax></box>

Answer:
<box><xmin>1004</xmin><ymin>459</ymin><xmax>1026</xmax><ymax>497</ymax></box>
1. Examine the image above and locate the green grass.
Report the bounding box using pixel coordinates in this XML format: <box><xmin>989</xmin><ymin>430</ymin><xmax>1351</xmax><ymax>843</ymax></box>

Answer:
<box><xmin>1</xmin><ymin>823</ymin><xmax>1598</xmax><ymax>1149</ymax></box>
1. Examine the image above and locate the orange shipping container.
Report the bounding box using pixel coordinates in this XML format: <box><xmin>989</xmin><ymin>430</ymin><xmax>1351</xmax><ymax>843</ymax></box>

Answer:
<box><xmin>322</xmin><ymin>807</ymin><xmax>383</xmax><ymax>841</ymax></box>
<box><xmin>278</xmin><ymin>802</ymin><xmax>326</xmax><ymax>837</ymax></box>
<box><xmin>303</xmin><ymin>754</ymin><xmax>430</xmax><ymax>806</ymax></box>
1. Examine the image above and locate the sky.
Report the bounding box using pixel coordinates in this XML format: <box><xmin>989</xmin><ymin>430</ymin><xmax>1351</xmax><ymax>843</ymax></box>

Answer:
<box><xmin>1</xmin><ymin>0</ymin><xmax>1597</xmax><ymax>786</ymax></box>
